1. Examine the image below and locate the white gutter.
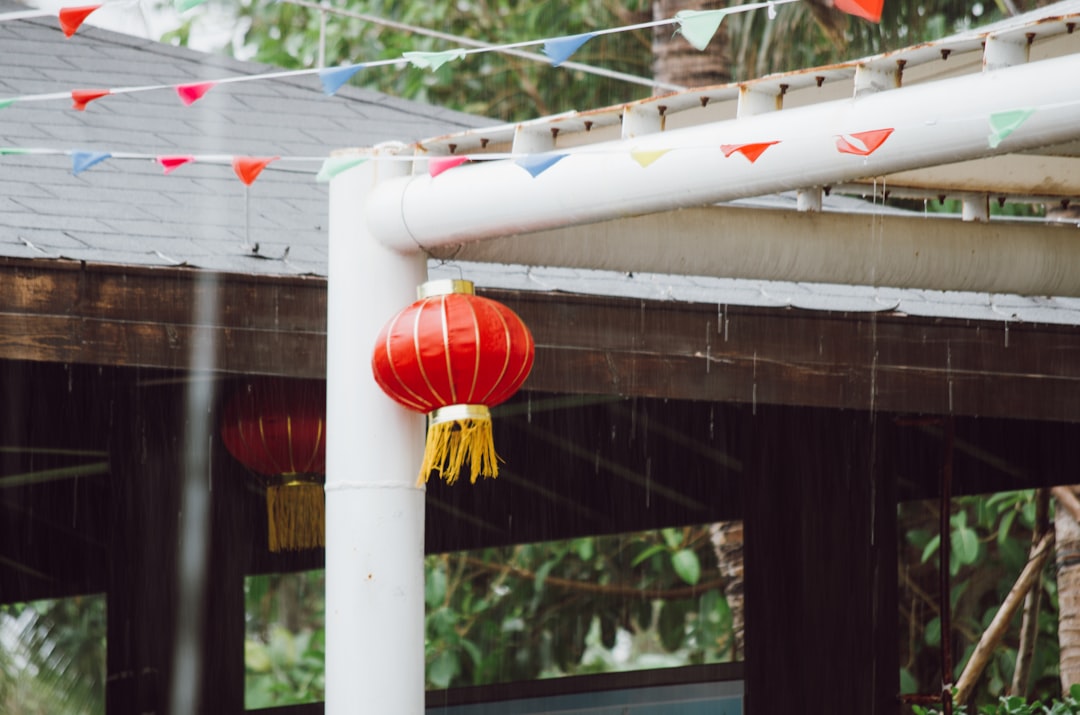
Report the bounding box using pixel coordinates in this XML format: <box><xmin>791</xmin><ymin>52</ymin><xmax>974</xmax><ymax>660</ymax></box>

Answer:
<box><xmin>366</xmin><ymin>52</ymin><xmax>1080</xmax><ymax>258</ymax></box>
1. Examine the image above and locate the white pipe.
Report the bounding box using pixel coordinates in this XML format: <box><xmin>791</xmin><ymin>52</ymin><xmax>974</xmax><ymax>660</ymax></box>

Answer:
<box><xmin>430</xmin><ymin>206</ymin><xmax>1080</xmax><ymax>296</ymax></box>
<box><xmin>326</xmin><ymin>153</ymin><xmax>427</xmax><ymax>715</ymax></box>
<box><xmin>367</xmin><ymin>53</ymin><xmax>1080</xmax><ymax>255</ymax></box>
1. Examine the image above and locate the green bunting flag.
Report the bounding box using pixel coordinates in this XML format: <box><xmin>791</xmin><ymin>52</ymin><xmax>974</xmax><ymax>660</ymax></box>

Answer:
<box><xmin>674</xmin><ymin>9</ymin><xmax>730</xmax><ymax>51</ymax></box>
<box><xmin>0</xmin><ymin>99</ymin><xmax>13</xmax><ymax>110</ymax></box>
<box><xmin>988</xmin><ymin>109</ymin><xmax>1034</xmax><ymax>149</ymax></box>
<box><xmin>316</xmin><ymin>156</ymin><xmax>368</xmax><ymax>183</ymax></box>
<box><xmin>174</xmin><ymin>0</ymin><xmax>207</xmax><ymax>12</ymax></box>
<box><xmin>403</xmin><ymin>50</ymin><xmax>468</xmax><ymax>71</ymax></box>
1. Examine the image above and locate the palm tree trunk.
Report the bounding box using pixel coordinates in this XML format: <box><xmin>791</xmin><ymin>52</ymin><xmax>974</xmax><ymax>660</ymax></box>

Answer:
<box><xmin>710</xmin><ymin>520</ymin><xmax>744</xmax><ymax>659</ymax></box>
<box><xmin>1054</xmin><ymin>486</ymin><xmax>1080</xmax><ymax>690</ymax></box>
<box><xmin>652</xmin><ymin>0</ymin><xmax>732</xmax><ymax>89</ymax></box>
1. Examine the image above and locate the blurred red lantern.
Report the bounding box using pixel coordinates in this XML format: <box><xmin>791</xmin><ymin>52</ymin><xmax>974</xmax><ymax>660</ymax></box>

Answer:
<box><xmin>221</xmin><ymin>378</ymin><xmax>325</xmax><ymax>552</ymax></box>
<box><xmin>371</xmin><ymin>279</ymin><xmax>534</xmax><ymax>484</ymax></box>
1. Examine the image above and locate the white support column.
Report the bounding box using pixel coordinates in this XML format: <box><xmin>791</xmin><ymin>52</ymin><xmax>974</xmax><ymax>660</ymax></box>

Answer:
<box><xmin>325</xmin><ymin>150</ymin><xmax>428</xmax><ymax>715</ymax></box>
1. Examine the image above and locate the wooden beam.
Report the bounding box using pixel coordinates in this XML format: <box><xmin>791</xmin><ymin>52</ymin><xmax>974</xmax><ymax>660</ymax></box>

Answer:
<box><xmin>0</xmin><ymin>259</ymin><xmax>326</xmax><ymax>378</ymax></box>
<box><xmin>3</xmin><ymin>259</ymin><xmax>1079</xmax><ymax>421</ymax></box>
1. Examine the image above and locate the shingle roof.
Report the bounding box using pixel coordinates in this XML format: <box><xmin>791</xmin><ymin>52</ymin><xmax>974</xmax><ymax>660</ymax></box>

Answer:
<box><xmin>0</xmin><ymin>0</ymin><xmax>494</xmax><ymax>275</ymax></box>
<box><xmin>4</xmin><ymin>0</ymin><xmax>1080</xmax><ymax>329</ymax></box>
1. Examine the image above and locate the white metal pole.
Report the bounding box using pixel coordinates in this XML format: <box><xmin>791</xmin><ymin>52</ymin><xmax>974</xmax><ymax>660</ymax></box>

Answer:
<box><xmin>325</xmin><ymin>150</ymin><xmax>427</xmax><ymax>715</ymax></box>
<box><xmin>365</xmin><ymin>52</ymin><xmax>1080</xmax><ymax>253</ymax></box>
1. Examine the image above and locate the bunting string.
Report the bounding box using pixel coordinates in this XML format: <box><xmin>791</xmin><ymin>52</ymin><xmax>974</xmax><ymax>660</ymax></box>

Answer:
<box><xmin>2</xmin><ymin>0</ymin><xmax>814</xmax><ymax>109</ymax></box>
<box><xmin>0</xmin><ymin>100</ymin><xmax>1067</xmax><ymax>184</ymax></box>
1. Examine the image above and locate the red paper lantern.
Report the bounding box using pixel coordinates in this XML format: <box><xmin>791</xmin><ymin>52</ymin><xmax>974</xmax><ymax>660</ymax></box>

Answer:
<box><xmin>221</xmin><ymin>378</ymin><xmax>326</xmax><ymax>552</ymax></box>
<box><xmin>371</xmin><ymin>279</ymin><xmax>534</xmax><ymax>484</ymax></box>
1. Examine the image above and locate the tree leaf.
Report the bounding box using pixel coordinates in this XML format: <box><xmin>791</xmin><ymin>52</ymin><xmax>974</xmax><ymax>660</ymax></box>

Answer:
<box><xmin>952</xmin><ymin>526</ymin><xmax>979</xmax><ymax>566</ymax></box>
<box><xmin>925</xmin><ymin>616</ymin><xmax>941</xmax><ymax>647</ymax></box>
<box><xmin>428</xmin><ymin>650</ymin><xmax>459</xmax><ymax>689</ymax></box>
<box><xmin>921</xmin><ymin>533</ymin><xmax>941</xmax><ymax>564</ymax></box>
<box><xmin>425</xmin><ymin>565</ymin><xmax>447</xmax><ymax>608</ymax></box>
<box><xmin>671</xmin><ymin>549</ymin><xmax>701</xmax><ymax>586</ymax></box>
<box><xmin>631</xmin><ymin>543</ymin><xmax>667</xmax><ymax>567</ymax></box>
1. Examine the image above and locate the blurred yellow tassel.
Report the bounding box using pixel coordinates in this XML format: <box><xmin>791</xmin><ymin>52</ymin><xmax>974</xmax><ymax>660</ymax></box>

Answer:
<box><xmin>266</xmin><ymin>478</ymin><xmax>324</xmax><ymax>552</ymax></box>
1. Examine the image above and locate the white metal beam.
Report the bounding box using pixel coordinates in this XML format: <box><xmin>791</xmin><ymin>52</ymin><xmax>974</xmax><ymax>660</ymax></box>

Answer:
<box><xmin>366</xmin><ymin>52</ymin><xmax>1080</xmax><ymax>266</ymax></box>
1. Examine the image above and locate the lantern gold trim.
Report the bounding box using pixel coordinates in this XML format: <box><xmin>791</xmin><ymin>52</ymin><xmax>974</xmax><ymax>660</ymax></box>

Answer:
<box><xmin>417</xmin><ymin>279</ymin><xmax>474</xmax><ymax>299</ymax></box>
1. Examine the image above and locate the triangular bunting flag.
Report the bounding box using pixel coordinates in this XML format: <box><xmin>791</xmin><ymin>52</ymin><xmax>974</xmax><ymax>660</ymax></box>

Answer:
<box><xmin>176</xmin><ymin>82</ymin><xmax>216</xmax><ymax>106</ymax></box>
<box><xmin>174</xmin><ymin>0</ymin><xmax>207</xmax><ymax>12</ymax></box>
<box><xmin>835</xmin><ymin>128</ymin><xmax>894</xmax><ymax>156</ymax></box>
<box><xmin>833</xmin><ymin>0</ymin><xmax>883</xmax><ymax>23</ymax></box>
<box><xmin>631</xmin><ymin>149</ymin><xmax>670</xmax><ymax>168</ymax></box>
<box><xmin>232</xmin><ymin>156</ymin><xmax>279</xmax><ymax>185</ymax></box>
<box><xmin>0</xmin><ymin>99</ymin><xmax>14</xmax><ymax>110</ymax></box>
<box><xmin>542</xmin><ymin>33</ymin><xmax>594</xmax><ymax>67</ymax></box>
<box><xmin>404</xmin><ymin>49</ymin><xmax>467</xmax><ymax>71</ymax></box>
<box><xmin>316</xmin><ymin>156</ymin><xmax>367</xmax><ymax>182</ymax></box>
<box><xmin>429</xmin><ymin>156</ymin><xmax>469</xmax><ymax>178</ymax></box>
<box><xmin>721</xmin><ymin>141</ymin><xmax>780</xmax><ymax>163</ymax></box>
<box><xmin>0</xmin><ymin>148</ymin><xmax>31</xmax><ymax>155</ymax></box>
<box><xmin>988</xmin><ymin>109</ymin><xmax>1034</xmax><ymax>149</ymax></box>
<box><xmin>58</xmin><ymin>5</ymin><xmax>101</xmax><ymax>38</ymax></box>
<box><xmin>71</xmin><ymin>89</ymin><xmax>109</xmax><ymax>111</ymax></box>
<box><xmin>318</xmin><ymin>65</ymin><xmax>364</xmax><ymax>96</ymax></box>
<box><xmin>674</xmin><ymin>9</ymin><xmax>729</xmax><ymax>51</ymax></box>
<box><xmin>515</xmin><ymin>153</ymin><xmax>568</xmax><ymax>178</ymax></box>
<box><xmin>70</xmin><ymin>150</ymin><xmax>111</xmax><ymax>175</ymax></box>
<box><xmin>157</xmin><ymin>155</ymin><xmax>195</xmax><ymax>174</ymax></box>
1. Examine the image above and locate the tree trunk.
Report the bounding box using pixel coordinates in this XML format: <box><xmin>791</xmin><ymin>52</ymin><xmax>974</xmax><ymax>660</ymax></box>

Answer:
<box><xmin>652</xmin><ymin>0</ymin><xmax>732</xmax><ymax>90</ymax></box>
<box><xmin>710</xmin><ymin>520</ymin><xmax>744</xmax><ymax>659</ymax></box>
<box><xmin>1055</xmin><ymin>486</ymin><xmax>1080</xmax><ymax>691</ymax></box>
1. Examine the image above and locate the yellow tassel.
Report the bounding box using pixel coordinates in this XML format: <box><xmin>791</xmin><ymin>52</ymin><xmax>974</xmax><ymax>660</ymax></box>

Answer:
<box><xmin>419</xmin><ymin>418</ymin><xmax>499</xmax><ymax>485</ymax></box>
<box><xmin>266</xmin><ymin>479</ymin><xmax>325</xmax><ymax>552</ymax></box>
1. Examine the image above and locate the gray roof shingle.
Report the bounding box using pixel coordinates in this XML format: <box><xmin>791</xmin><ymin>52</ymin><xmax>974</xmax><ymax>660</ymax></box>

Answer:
<box><xmin>0</xmin><ymin>0</ymin><xmax>494</xmax><ymax>276</ymax></box>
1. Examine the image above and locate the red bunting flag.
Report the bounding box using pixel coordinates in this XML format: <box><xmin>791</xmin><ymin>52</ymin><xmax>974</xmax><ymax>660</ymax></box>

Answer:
<box><xmin>58</xmin><ymin>5</ymin><xmax>101</xmax><ymax>37</ymax></box>
<box><xmin>833</xmin><ymin>0</ymin><xmax>884</xmax><ymax>23</ymax></box>
<box><xmin>429</xmin><ymin>156</ymin><xmax>469</xmax><ymax>178</ymax></box>
<box><xmin>176</xmin><ymin>82</ymin><xmax>216</xmax><ymax>106</ymax></box>
<box><xmin>835</xmin><ymin>128</ymin><xmax>894</xmax><ymax>156</ymax></box>
<box><xmin>232</xmin><ymin>156</ymin><xmax>279</xmax><ymax>185</ymax></box>
<box><xmin>157</xmin><ymin>155</ymin><xmax>195</xmax><ymax>174</ymax></box>
<box><xmin>721</xmin><ymin>141</ymin><xmax>780</xmax><ymax>163</ymax></box>
<box><xmin>71</xmin><ymin>89</ymin><xmax>110</xmax><ymax>111</ymax></box>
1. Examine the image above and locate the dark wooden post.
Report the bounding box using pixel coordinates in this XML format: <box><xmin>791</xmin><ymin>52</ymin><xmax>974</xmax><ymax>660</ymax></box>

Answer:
<box><xmin>106</xmin><ymin>379</ymin><xmax>183</xmax><ymax>714</ymax></box>
<box><xmin>744</xmin><ymin>405</ymin><xmax>898</xmax><ymax>715</ymax></box>
<box><xmin>106</xmin><ymin>375</ymin><xmax>248</xmax><ymax>714</ymax></box>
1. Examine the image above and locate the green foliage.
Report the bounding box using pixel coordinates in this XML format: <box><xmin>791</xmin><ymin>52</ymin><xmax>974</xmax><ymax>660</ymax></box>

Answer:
<box><xmin>244</xmin><ymin>571</ymin><xmax>326</xmax><ymax>708</ymax></box>
<box><xmin>911</xmin><ymin>685</ymin><xmax>1080</xmax><ymax>715</ymax></box>
<box><xmin>0</xmin><ymin>595</ymin><xmax>106</xmax><ymax>715</ymax></box>
<box><xmin>900</xmin><ymin>490</ymin><xmax>1060</xmax><ymax>709</ymax></box>
<box><xmin>422</xmin><ymin>525</ymin><xmax>734</xmax><ymax>689</ymax></box>
<box><xmin>240</xmin><ymin>524</ymin><xmax>734</xmax><ymax>702</ymax></box>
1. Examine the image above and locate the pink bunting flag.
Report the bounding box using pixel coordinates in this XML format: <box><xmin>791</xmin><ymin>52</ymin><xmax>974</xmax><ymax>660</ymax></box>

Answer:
<box><xmin>429</xmin><ymin>156</ymin><xmax>468</xmax><ymax>178</ymax></box>
<box><xmin>721</xmin><ymin>141</ymin><xmax>780</xmax><ymax>163</ymax></box>
<box><xmin>835</xmin><ymin>128</ymin><xmax>894</xmax><ymax>156</ymax></box>
<box><xmin>833</xmin><ymin>0</ymin><xmax>884</xmax><ymax>23</ymax></box>
<box><xmin>71</xmin><ymin>88</ymin><xmax>109</xmax><ymax>111</ymax></box>
<box><xmin>157</xmin><ymin>155</ymin><xmax>195</xmax><ymax>174</ymax></box>
<box><xmin>232</xmin><ymin>156</ymin><xmax>279</xmax><ymax>185</ymax></box>
<box><xmin>176</xmin><ymin>82</ymin><xmax>216</xmax><ymax>106</ymax></box>
<box><xmin>58</xmin><ymin>5</ymin><xmax>101</xmax><ymax>37</ymax></box>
